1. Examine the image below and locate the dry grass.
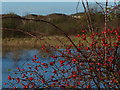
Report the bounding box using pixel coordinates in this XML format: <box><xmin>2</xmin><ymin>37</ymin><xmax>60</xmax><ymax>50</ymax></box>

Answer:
<box><xmin>3</xmin><ymin>35</ymin><xmax>117</xmax><ymax>49</ymax></box>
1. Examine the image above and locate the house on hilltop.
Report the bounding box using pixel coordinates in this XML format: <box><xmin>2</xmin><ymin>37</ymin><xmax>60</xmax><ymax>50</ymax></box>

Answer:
<box><xmin>71</xmin><ymin>13</ymin><xmax>85</xmax><ymax>19</ymax></box>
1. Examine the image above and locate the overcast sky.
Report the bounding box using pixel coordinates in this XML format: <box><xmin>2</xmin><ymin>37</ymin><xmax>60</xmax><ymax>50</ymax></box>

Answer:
<box><xmin>1</xmin><ymin>0</ymin><xmax>117</xmax><ymax>2</ymax></box>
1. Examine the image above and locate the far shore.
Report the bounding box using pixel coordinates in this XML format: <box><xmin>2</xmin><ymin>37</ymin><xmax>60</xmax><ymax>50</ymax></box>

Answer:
<box><xmin>3</xmin><ymin>36</ymin><xmax>117</xmax><ymax>49</ymax></box>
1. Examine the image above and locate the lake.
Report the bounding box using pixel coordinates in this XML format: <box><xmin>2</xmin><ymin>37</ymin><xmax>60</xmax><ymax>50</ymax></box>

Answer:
<box><xmin>2</xmin><ymin>48</ymin><xmax>120</xmax><ymax>88</ymax></box>
<box><xmin>2</xmin><ymin>49</ymin><xmax>51</xmax><ymax>88</ymax></box>
<box><xmin>2</xmin><ymin>49</ymin><xmax>79</xmax><ymax>88</ymax></box>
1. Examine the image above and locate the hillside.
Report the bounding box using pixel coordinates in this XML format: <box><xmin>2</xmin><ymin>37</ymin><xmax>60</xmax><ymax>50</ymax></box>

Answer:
<box><xmin>1</xmin><ymin>12</ymin><xmax>120</xmax><ymax>38</ymax></box>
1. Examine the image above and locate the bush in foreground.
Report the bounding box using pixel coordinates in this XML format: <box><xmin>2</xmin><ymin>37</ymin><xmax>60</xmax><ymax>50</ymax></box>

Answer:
<box><xmin>3</xmin><ymin>28</ymin><xmax>120</xmax><ymax>89</ymax></box>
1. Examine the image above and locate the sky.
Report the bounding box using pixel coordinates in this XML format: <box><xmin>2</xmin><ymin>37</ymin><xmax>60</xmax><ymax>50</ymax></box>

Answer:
<box><xmin>1</xmin><ymin>0</ymin><xmax>118</xmax><ymax>2</ymax></box>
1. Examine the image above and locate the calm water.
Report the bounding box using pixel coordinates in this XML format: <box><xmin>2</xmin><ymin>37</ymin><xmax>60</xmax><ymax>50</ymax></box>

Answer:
<box><xmin>2</xmin><ymin>49</ymin><xmax>49</xmax><ymax>88</ymax></box>
<box><xmin>2</xmin><ymin>48</ymin><xmax>120</xmax><ymax>88</ymax></box>
<box><xmin>2</xmin><ymin>2</ymin><xmax>115</xmax><ymax>16</ymax></box>
<box><xmin>2</xmin><ymin>49</ymin><xmax>73</xmax><ymax>88</ymax></box>
<box><xmin>2</xmin><ymin>49</ymin><xmax>91</xmax><ymax>88</ymax></box>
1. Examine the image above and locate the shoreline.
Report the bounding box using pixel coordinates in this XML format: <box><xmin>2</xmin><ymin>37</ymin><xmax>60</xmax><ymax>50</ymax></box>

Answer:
<box><xmin>3</xmin><ymin>36</ymin><xmax>117</xmax><ymax>49</ymax></box>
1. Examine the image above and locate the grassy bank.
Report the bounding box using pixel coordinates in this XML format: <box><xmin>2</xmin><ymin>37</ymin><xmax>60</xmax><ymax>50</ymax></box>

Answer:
<box><xmin>3</xmin><ymin>36</ymin><xmax>82</xmax><ymax>49</ymax></box>
<box><xmin>3</xmin><ymin>35</ymin><xmax>117</xmax><ymax>49</ymax></box>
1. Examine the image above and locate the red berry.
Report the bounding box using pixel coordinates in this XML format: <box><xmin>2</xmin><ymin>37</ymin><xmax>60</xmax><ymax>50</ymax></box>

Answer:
<box><xmin>65</xmin><ymin>84</ymin><xmax>69</xmax><ymax>86</ymax></box>
<box><xmin>85</xmin><ymin>47</ymin><xmax>89</xmax><ymax>50</ymax></box>
<box><xmin>90</xmin><ymin>67</ymin><xmax>93</xmax><ymax>70</ymax></box>
<box><xmin>28</xmin><ymin>67</ymin><xmax>31</xmax><ymax>69</ymax></box>
<box><xmin>49</xmin><ymin>62</ymin><xmax>54</xmax><ymax>65</ymax></box>
<box><xmin>50</xmin><ymin>76</ymin><xmax>54</xmax><ymax>78</ymax></box>
<box><xmin>82</xmin><ymin>30</ymin><xmax>85</xmax><ymax>32</ymax></box>
<box><xmin>76</xmin><ymin>34</ymin><xmax>80</xmax><ymax>37</ymax></box>
<box><xmin>16</xmin><ymin>78</ymin><xmax>20</xmax><ymax>83</ymax></box>
<box><xmin>21</xmin><ymin>69</ymin><xmax>25</xmax><ymax>71</ymax></box>
<box><xmin>59</xmin><ymin>60</ymin><xmax>65</xmax><ymax>64</ymax></box>
<box><xmin>44</xmin><ymin>71</ymin><xmax>47</xmax><ymax>73</ymax></box>
<box><xmin>53</xmin><ymin>70</ymin><xmax>57</xmax><ymax>73</ymax></box>
<box><xmin>36</xmin><ymin>61</ymin><xmax>41</xmax><ymax>63</ymax></box>
<box><xmin>13</xmin><ymin>87</ymin><xmax>17</xmax><ymax>89</ymax></box>
<box><xmin>40</xmin><ymin>75</ymin><xmax>43</xmax><ymax>78</ymax></box>
<box><xmin>24</xmin><ymin>86</ymin><xmax>28</xmax><ymax>88</ymax></box>
<box><xmin>29</xmin><ymin>77</ymin><xmax>34</xmax><ymax>80</ymax></box>
<box><xmin>42</xmin><ymin>79</ymin><xmax>45</xmax><ymax>83</ymax></box>
<box><xmin>97</xmin><ymin>68</ymin><xmax>101</xmax><ymax>71</ymax></box>
<box><xmin>86</xmin><ymin>85</ymin><xmax>90</xmax><ymax>88</ymax></box>
<box><xmin>97</xmin><ymin>63</ymin><xmax>101</xmax><ymax>65</ymax></box>
<box><xmin>72</xmin><ymin>59</ymin><xmax>77</xmax><ymax>62</ymax></box>
<box><xmin>41</xmin><ymin>63</ymin><xmax>46</xmax><ymax>65</ymax></box>
<box><xmin>4</xmin><ymin>83</ymin><xmax>7</xmax><ymax>85</ymax></box>
<box><xmin>8</xmin><ymin>75</ymin><xmax>11</xmax><ymax>80</ymax></box>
